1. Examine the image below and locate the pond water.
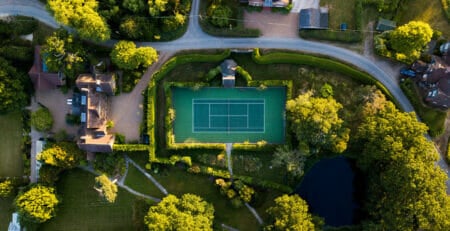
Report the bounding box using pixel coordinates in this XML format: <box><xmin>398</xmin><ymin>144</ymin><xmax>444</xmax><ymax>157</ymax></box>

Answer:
<box><xmin>295</xmin><ymin>156</ymin><xmax>361</xmax><ymax>227</ymax></box>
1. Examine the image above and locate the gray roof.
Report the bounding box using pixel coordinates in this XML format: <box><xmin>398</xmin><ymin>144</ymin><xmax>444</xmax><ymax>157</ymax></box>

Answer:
<box><xmin>220</xmin><ymin>59</ymin><xmax>237</xmax><ymax>77</ymax></box>
<box><xmin>376</xmin><ymin>18</ymin><xmax>397</xmax><ymax>31</ymax></box>
<box><xmin>299</xmin><ymin>8</ymin><xmax>329</xmax><ymax>29</ymax></box>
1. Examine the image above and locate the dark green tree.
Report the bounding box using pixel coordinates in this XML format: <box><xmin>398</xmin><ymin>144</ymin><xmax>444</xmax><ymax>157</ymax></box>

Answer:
<box><xmin>207</xmin><ymin>4</ymin><xmax>232</xmax><ymax>28</ymax></box>
<box><xmin>0</xmin><ymin>57</ymin><xmax>27</xmax><ymax>113</ymax></box>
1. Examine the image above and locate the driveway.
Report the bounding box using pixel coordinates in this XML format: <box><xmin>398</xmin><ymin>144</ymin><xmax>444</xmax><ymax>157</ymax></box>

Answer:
<box><xmin>244</xmin><ymin>10</ymin><xmax>299</xmax><ymax>38</ymax></box>
<box><xmin>36</xmin><ymin>89</ymin><xmax>78</xmax><ymax>136</ymax></box>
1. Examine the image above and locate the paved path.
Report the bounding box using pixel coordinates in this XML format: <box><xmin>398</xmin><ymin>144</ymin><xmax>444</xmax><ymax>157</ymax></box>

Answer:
<box><xmin>125</xmin><ymin>156</ymin><xmax>168</xmax><ymax>195</ymax></box>
<box><xmin>26</xmin><ymin>96</ymin><xmax>41</xmax><ymax>183</ymax></box>
<box><xmin>225</xmin><ymin>143</ymin><xmax>233</xmax><ymax>177</ymax></box>
<box><xmin>1</xmin><ymin>0</ymin><xmax>448</xmax><ymax>191</ymax></box>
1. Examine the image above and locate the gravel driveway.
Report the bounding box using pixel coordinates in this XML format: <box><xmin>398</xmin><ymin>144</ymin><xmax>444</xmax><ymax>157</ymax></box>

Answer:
<box><xmin>244</xmin><ymin>9</ymin><xmax>299</xmax><ymax>38</ymax></box>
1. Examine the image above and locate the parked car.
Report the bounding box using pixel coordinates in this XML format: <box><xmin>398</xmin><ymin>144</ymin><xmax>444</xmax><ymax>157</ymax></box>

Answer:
<box><xmin>400</xmin><ymin>68</ymin><xmax>416</xmax><ymax>77</ymax></box>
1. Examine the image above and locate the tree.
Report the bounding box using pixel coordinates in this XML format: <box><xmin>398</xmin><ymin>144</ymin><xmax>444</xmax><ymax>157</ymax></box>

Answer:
<box><xmin>47</xmin><ymin>0</ymin><xmax>111</xmax><ymax>41</ymax></box>
<box><xmin>38</xmin><ymin>165</ymin><xmax>63</xmax><ymax>186</ymax></box>
<box><xmin>286</xmin><ymin>91</ymin><xmax>349</xmax><ymax>153</ymax></box>
<box><xmin>15</xmin><ymin>185</ymin><xmax>59</xmax><ymax>223</ymax></box>
<box><xmin>111</xmin><ymin>40</ymin><xmax>158</xmax><ymax>70</ymax></box>
<box><xmin>37</xmin><ymin>142</ymin><xmax>85</xmax><ymax>169</ymax></box>
<box><xmin>122</xmin><ymin>0</ymin><xmax>146</xmax><ymax>13</ymax></box>
<box><xmin>42</xmin><ymin>29</ymin><xmax>86</xmax><ymax>78</ymax></box>
<box><xmin>31</xmin><ymin>107</ymin><xmax>53</xmax><ymax>132</ymax></box>
<box><xmin>0</xmin><ymin>180</ymin><xmax>13</xmax><ymax>197</ymax></box>
<box><xmin>119</xmin><ymin>16</ymin><xmax>147</xmax><ymax>40</ymax></box>
<box><xmin>94</xmin><ymin>174</ymin><xmax>118</xmax><ymax>203</ymax></box>
<box><xmin>265</xmin><ymin>194</ymin><xmax>316</xmax><ymax>231</ymax></box>
<box><xmin>389</xmin><ymin>21</ymin><xmax>433</xmax><ymax>62</ymax></box>
<box><xmin>207</xmin><ymin>4</ymin><xmax>232</xmax><ymax>28</ymax></box>
<box><xmin>148</xmin><ymin>0</ymin><xmax>169</xmax><ymax>16</ymax></box>
<box><xmin>271</xmin><ymin>145</ymin><xmax>308</xmax><ymax>178</ymax></box>
<box><xmin>162</xmin><ymin>12</ymin><xmax>186</xmax><ymax>32</ymax></box>
<box><xmin>0</xmin><ymin>57</ymin><xmax>27</xmax><ymax>113</ymax></box>
<box><xmin>357</xmin><ymin>98</ymin><xmax>450</xmax><ymax>230</ymax></box>
<box><xmin>144</xmin><ymin>194</ymin><xmax>214</xmax><ymax>230</ymax></box>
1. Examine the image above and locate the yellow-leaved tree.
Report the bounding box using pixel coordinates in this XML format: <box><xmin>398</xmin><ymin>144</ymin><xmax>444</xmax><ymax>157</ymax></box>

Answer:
<box><xmin>15</xmin><ymin>185</ymin><xmax>59</xmax><ymax>223</ymax></box>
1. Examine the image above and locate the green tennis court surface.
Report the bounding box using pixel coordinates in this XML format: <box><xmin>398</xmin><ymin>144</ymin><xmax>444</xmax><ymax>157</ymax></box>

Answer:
<box><xmin>172</xmin><ymin>87</ymin><xmax>286</xmax><ymax>143</ymax></box>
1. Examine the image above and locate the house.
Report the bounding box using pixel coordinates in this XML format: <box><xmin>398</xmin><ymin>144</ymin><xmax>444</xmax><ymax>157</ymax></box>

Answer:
<box><xmin>28</xmin><ymin>46</ymin><xmax>65</xmax><ymax>91</ymax></box>
<box><xmin>412</xmin><ymin>48</ymin><xmax>450</xmax><ymax>109</ymax></box>
<box><xmin>299</xmin><ymin>8</ymin><xmax>329</xmax><ymax>30</ymax></box>
<box><xmin>246</xmin><ymin>0</ymin><xmax>289</xmax><ymax>7</ymax></box>
<box><xmin>220</xmin><ymin>59</ymin><xmax>237</xmax><ymax>88</ymax></box>
<box><xmin>8</xmin><ymin>213</ymin><xmax>21</xmax><ymax>231</ymax></box>
<box><xmin>76</xmin><ymin>73</ymin><xmax>116</xmax><ymax>153</ymax></box>
<box><xmin>375</xmin><ymin>18</ymin><xmax>396</xmax><ymax>32</ymax></box>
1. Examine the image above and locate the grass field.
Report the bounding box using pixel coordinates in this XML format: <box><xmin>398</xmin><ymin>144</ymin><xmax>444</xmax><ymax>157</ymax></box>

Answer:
<box><xmin>151</xmin><ymin>166</ymin><xmax>261</xmax><ymax>230</ymax></box>
<box><xmin>395</xmin><ymin>0</ymin><xmax>450</xmax><ymax>38</ymax></box>
<box><xmin>40</xmin><ymin>169</ymin><xmax>151</xmax><ymax>231</ymax></box>
<box><xmin>0</xmin><ymin>111</ymin><xmax>23</xmax><ymax>177</ymax></box>
<box><xmin>124</xmin><ymin>164</ymin><xmax>166</xmax><ymax>199</ymax></box>
<box><xmin>321</xmin><ymin>0</ymin><xmax>357</xmax><ymax>29</ymax></box>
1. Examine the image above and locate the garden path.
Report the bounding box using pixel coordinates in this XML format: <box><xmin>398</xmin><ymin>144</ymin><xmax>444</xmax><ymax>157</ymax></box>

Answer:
<box><xmin>125</xmin><ymin>155</ymin><xmax>168</xmax><ymax>196</ymax></box>
<box><xmin>225</xmin><ymin>143</ymin><xmax>264</xmax><ymax>225</ymax></box>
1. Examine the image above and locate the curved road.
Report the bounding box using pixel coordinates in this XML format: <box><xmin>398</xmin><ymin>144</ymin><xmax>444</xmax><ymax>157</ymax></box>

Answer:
<box><xmin>1</xmin><ymin>0</ymin><xmax>448</xmax><ymax>192</ymax></box>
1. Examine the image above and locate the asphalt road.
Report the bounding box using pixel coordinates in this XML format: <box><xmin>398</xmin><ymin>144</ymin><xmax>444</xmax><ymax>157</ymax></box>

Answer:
<box><xmin>1</xmin><ymin>0</ymin><xmax>448</xmax><ymax>193</ymax></box>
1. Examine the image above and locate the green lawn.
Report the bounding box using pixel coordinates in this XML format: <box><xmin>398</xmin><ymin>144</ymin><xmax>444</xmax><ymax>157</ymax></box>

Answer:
<box><xmin>40</xmin><ymin>169</ymin><xmax>152</xmax><ymax>231</ymax></box>
<box><xmin>395</xmin><ymin>0</ymin><xmax>450</xmax><ymax>38</ymax></box>
<box><xmin>151</xmin><ymin>166</ymin><xmax>261</xmax><ymax>230</ymax></box>
<box><xmin>124</xmin><ymin>164</ymin><xmax>166</xmax><ymax>199</ymax></box>
<box><xmin>321</xmin><ymin>0</ymin><xmax>357</xmax><ymax>29</ymax></box>
<box><xmin>0</xmin><ymin>197</ymin><xmax>15</xmax><ymax>231</ymax></box>
<box><xmin>0</xmin><ymin>111</ymin><xmax>23</xmax><ymax>177</ymax></box>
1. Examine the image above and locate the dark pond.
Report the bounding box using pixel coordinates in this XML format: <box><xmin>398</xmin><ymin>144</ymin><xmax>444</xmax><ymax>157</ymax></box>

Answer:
<box><xmin>295</xmin><ymin>156</ymin><xmax>362</xmax><ymax>227</ymax></box>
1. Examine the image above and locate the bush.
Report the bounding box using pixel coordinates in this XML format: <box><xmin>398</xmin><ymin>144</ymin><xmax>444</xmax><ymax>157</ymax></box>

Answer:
<box><xmin>94</xmin><ymin>153</ymin><xmax>126</xmax><ymax>176</ymax></box>
<box><xmin>299</xmin><ymin>30</ymin><xmax>363</xmax><ymax>43</ymax></box>
<box><xmin>31</xmin><ymin>107</ymin><xmax>53</xmax><ymax>132</ymax></box>
<box><xmin>442</xmin><ymin>0</ymin><xmax>450</xmax><ymax>20</ymax></box>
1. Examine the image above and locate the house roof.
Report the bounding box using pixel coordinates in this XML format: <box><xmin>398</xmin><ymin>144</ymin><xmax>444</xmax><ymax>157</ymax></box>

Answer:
<box><xmin>76</xmin><ymin>73</ymin><xmax>116</xmax><ymax>95</ymax></box>
<box><xmin>220</xmin><ymin>59</ymin><xmax>237</xmax><ymax>77</ymax></box>
<box><xmin>299</xmin><ymin>8</ymin><xmax>329</xmax><ymax>29</ymax></box>
<box><xmin>376</xmin><ymin>18</ymin><xmax>397</xmax><ymax>31</ymax></box>
<box><xmin>418</xmin><ymin>55</ymin><xmax>450</xmax><ymax>108</ymax></box>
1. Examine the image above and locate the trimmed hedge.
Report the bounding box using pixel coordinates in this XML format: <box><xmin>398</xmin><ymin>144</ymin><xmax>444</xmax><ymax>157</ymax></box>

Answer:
<box><xmin>205</xmin><ymin>65</ymin><xmax>221</xmax><ymax>81</ymax></box>
<box><xmin>299</xmin><ymin>30</ymin><xmax>363</xmax><ymax>43</ymax></box>
<box><xmin>232</xmin><ymin>142</ymin><xmax>277</xmax><ymax>152</ymax></box>
<box><xmin>113</xmin><ymin>144</ymin><xmax>149</xmax><ymax>152</ymax></box>
<box><xmin>235</xmin><ymin>66</ymin><xmax>253</xmax><ymax>83</ymax></box>
<box><xmin>442</xmin><ymin>0</ymin><xmax>450</xmax><ymax>21</ymax></box>
<box><xmin>447</xmin><ymin>136</ymin><xmax>450</xmax><ymax>164</ymax></box>
<box><xmin>252</xmin><ymin>48</ymin><xmax>395</xmax><ymax>103</ymax></box>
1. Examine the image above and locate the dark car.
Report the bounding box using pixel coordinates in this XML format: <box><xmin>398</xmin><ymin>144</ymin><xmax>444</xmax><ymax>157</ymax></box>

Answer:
<box><xmin>400</xmin><ymin>68</ymin><xmax>416</xmax><ymax>77</ymax></box>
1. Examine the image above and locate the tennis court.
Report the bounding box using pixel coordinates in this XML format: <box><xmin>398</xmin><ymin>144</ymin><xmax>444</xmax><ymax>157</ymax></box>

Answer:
<box><xmin>172</xmin><ymin>87</ymin><xmax>286</xmax><ymax>143</ymax></box>
<box><xmin>193</xmin><ymin>99</ymin><xmax>264</xmax><ymax>132</ymax></box>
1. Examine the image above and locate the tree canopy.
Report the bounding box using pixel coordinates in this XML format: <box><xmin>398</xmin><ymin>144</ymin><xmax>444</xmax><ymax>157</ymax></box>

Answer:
<box><xmin>357</xmin><ymin>95</ymin><xmax>450</xmax><ymax>230</ymax></box>
<box><xmin>111</xmin><ymin>40</ymin><xmax>158</xmax><ymax>70</ymax></box>
<box><xmin>144</xmin><ymin>194</ymin><xmax>214</xmax><ymax>231</ymax></box>
<box><xmin>271</xmin><ymin>145</ymin><xmax>308</xmax><ymax>178</ymax></box>
<box><xmin>15</xmin><ymin>185</ymin><xmax>59</xmax><ymax>223</ymax></box>
<box><xmin>31</xmin><ymin>107</ymin><xmax>54</xmax><ymax>132</ymax></box>
<box><xmin>0</xmin><ymin>180</ymin><xmax>13</xmax><ymax>198</ymax></box>
<box><xmin>47</xmin><ymin>0</ymin><xmax>111</xmax><ymax>41</ymax></box>
<box><xmin>375</xmin><ymin>21</ymin><xmax>433</xmax><ymax>63</ymax></box>
<box><xmin>207</xmin><ymin>3</ymin><xmax>232</xmax><ymax>28</ymax></box>
<box><xmin>148</xmin><ymin>0</ymin><xmax>169</xmax><ymax>16</ymax></box>
<box><xmin>95</xmin><ymin>174</ymin><xmax>118</xmax><ymax>203</ymax></box>
<box><xmin>286</xmin><ymin>91</ymin><xmax>349</xmax><ymax>153</ymax></box>
<box><xmin>0</xmin><ymin>57</ymin><xmax>27</xmax><ymax>113</ymax></box>
<box><xmin>42</xmin><ymin>29</ymin><xmax>85</xmax><ymax>75</ymax></box>
<box><xmin>265</xmin><ymin>194</ymin><xmax>316</xmax><ymax>231</ymax></box>
<box><xmin>37</xmin><ymin>142</ymin><xmax>85</xmax><ymax>169</ymax></box>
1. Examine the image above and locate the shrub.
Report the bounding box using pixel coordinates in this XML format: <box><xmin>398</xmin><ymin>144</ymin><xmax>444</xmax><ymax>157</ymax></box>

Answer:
<box><xmin>31</xmin><ymin>107</ymin><xmax>53</xmax><ymax>132</ymax></box>
<box><xmin>0</xmin><ymin>180</ymin><xmax>13</xmax><ymax>197</ymax></box>
<box><xmin>94</xmin><ymin>153</ymin><xmax>126</xmax><ymax>176</ymax></box>
<box><xmin>187</xmin><ymin>165</ymin><xmax>201</xmax><ymax>174</ymax></box>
